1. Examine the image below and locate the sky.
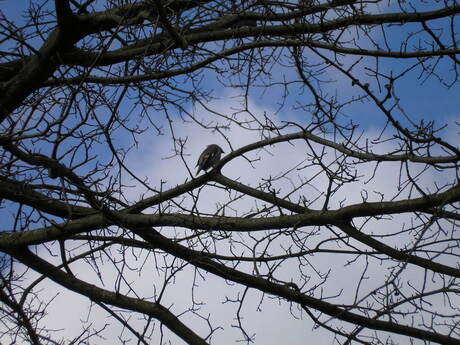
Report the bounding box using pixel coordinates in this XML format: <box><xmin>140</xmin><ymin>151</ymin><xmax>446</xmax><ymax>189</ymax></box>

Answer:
<box><xmin>1</xmin><ymin>0</ymin><xmax>460</xmax><ymax>344</ymax></box>
<box><xmin>14</xmin><ymin>92</ymin><xmax>458</xmax><ymax>345</ymax></box>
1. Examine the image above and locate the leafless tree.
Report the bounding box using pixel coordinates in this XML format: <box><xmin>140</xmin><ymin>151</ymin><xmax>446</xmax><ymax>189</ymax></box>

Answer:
<box><xmin>0</xmin><ymin>0</ymin><xmax>459</xmax><ymax>344</ymax></box>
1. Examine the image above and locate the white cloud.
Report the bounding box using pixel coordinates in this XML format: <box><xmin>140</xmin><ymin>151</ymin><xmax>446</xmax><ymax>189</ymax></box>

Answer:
<box><xmin>5</xmin><ymin>89</ymin><xmax>458</xmax><ymax>345</ymax></box>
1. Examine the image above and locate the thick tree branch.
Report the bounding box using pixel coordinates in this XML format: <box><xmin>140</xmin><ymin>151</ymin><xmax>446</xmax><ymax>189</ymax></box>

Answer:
<box><xmin>130</xmin><ymin>226</ymin><xmax>460</xmax><ymax>345</ymax></box>
<box><xmin>8</xmin><ymin>247</ymin><xmax>209</xmax><ymax>345</ymax></box>
<box><xmin>0</xmin><ymin>288</ymin><xmax>42</xmax><ymax>345</ymax></box>
<box><xmin>0</xmin><ymin>177</ymin><xmax>96</xmax><ymax>220</ymax></box>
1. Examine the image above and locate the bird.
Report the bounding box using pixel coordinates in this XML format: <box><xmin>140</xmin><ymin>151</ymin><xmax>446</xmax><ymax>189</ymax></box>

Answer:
<box><xmin>195</xmin><ymin>144</ymin><xmax>224</xmax><ymax>176</ymax></box>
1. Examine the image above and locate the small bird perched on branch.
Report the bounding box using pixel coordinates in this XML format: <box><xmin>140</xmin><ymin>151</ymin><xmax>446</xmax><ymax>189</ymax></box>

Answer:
<box><xmin>196</xmin><ymin>144</ymin><xmax>224</xmax><ymax>176</ymax></box>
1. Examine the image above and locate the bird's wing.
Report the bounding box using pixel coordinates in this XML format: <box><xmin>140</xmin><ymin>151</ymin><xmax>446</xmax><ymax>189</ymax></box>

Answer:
<box><xmin>196</xmin><ymin>151</ymin><xmax>211</xmax><ymax>167</ymax></box>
